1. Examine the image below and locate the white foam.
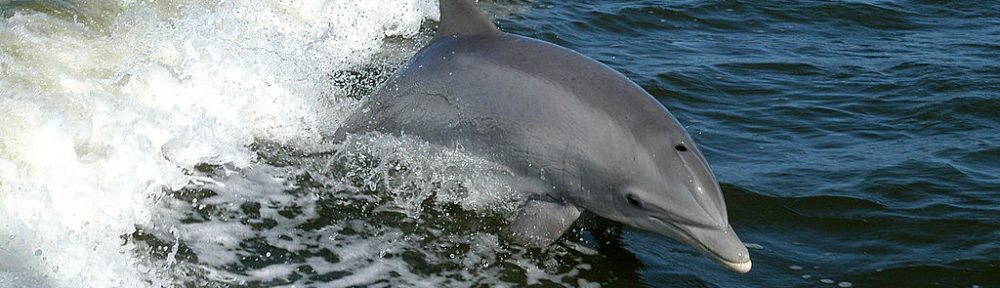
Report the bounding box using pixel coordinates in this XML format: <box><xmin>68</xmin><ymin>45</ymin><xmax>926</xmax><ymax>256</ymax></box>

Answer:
<box><xmin>0</xmin><ymin>271</ymin><xmax>47</xmax><ymax>288</ymax></box>
<box><xmin>333</xmin><ymin>133</ymin><xmax>525</xmax><ymax>216</ymax></box>
<box><xmin>0</xmin><ymin>0</ymin><xmax>437</xmax><ymax>286</ymax></box>
<box><xmin>139</xmin><ymin>131</ymin><xmax>593</xmax><ymax>286</ymax></box>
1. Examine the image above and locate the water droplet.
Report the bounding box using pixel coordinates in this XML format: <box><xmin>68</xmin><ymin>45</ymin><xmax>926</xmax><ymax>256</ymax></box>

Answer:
<box><xmin>265</xmin><ymin>252</ymin><xmax>271</xmax><ymax>257</ymax></box>
<box><xmin>820</xmin><ymin>279</ymin><xmax>834</xmax><ymax>284</ymax></box>
<box><xmin>838</xmin><ymin>282</ymin><xmax>853</xmax><ymax>287</ymax></box>
<box><xmin>801</xmin><ymin>274</ymin><xmax>811</xmax><ymax>279</ymax></box>
<box><xmin>34</xmin><ymin>249</ymin><xmax>43</xmax><ymax>256</ymax></box>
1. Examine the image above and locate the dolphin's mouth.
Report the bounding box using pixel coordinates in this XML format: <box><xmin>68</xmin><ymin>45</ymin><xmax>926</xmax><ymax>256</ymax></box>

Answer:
<box><xmin>718</xmin><ymin>257</ymin><xmax>752</xmax><ymax>273</ymax></box>
<box><xmin>693</xmin><ymin>238</ymin><xmax>752</xmax><ymax>273</ymax></box>
<box><xmin>648</xmin><ymin>216</ymin><xmax>752</xmax><ymax>273</ymax></box>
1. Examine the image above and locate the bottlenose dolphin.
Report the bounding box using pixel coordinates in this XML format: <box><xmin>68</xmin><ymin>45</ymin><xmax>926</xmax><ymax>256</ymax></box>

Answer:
<box><xmin>335</xmin><ymin>0</ymin><xmax>752</xmax><ymax>273</ymax></box>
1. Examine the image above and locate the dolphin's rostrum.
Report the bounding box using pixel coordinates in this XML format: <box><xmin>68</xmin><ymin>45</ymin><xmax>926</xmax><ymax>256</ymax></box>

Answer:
<box><xmin>335</xmin><ymin>0</ymin><xmax>752</xmax><ymax>273</ymax></box>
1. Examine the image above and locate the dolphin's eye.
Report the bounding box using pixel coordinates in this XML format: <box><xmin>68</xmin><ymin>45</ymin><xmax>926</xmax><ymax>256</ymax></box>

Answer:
<box><xmin>674</xmin><ymin>145</ymin><xmax>688</xmax><ymax>152</ymax></box>
<box><xmin>626</xmin><ymin>194</ymin><xmax>642</xmax><ymax>207</ymax></box>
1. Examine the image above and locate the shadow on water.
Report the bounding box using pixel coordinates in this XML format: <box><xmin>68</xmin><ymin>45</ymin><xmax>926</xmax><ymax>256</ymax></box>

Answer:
<box><xmin>566</xmin><ymin>216</ymin><xmax>647</xmax><ymax>287</ymax></box>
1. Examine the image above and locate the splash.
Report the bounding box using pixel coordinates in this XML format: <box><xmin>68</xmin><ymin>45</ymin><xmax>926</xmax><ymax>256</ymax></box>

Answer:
<box><xmin>0</xmin><ymin>0</ymin><xmax>437</xmax><ymax>286</ymax></box>
<box><xmin>137</xmin><ymin>133</ymin><xmax>544</xmax><ymax>286</ymax></box>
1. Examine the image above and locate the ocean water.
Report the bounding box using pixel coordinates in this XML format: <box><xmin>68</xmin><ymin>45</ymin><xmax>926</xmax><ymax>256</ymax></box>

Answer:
<box><xmin>0</xmin><ymin>0</ymin><xmax>997</xmax><ymax>287</ymax></box>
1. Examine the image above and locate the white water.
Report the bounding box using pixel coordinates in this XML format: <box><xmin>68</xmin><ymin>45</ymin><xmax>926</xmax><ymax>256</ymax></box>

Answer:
<box><xmin>0</xmin><ymin>1</ymin><xmax>441</xmax><ymax>286</ymax></box>
<box><xmin>140</xmin><ymin>132</ymin><xmax>537</xmax><ymax>287</ymax></box>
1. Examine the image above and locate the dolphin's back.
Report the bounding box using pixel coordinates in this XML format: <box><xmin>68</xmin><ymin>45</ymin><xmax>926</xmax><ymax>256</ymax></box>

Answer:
<box><xmin>336</xmin><ymin>34</ymin><xmax>672</xmax><ymax>185</ymax></box>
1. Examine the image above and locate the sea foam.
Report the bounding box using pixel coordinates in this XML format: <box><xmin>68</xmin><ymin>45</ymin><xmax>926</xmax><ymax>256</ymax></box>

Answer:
<box><xmin>0</xmin><ymin>1</ymin><xmax>436</xmax><ymax>286</ymax></box>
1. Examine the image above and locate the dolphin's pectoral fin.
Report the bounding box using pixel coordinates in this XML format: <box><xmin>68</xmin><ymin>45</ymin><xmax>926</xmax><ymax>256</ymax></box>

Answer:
<box><xmin>506</xmin><ymin>199</ymin><xmax>581</xmax><ymax>247</ymax></box>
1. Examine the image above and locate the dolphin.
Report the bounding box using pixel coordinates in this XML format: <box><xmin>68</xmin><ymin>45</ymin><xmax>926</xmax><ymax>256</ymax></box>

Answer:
<box><xmin>335</xmin><ymin>0</ymin><xmax>751</xmax><ymax>273</ymax></box>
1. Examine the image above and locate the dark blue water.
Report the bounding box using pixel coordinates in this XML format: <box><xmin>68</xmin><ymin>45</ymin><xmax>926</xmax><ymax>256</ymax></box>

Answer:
<box><xmin>494</xmin><ymin>0</ymin><xmax>999</xmax><ymax>286</ymax></box>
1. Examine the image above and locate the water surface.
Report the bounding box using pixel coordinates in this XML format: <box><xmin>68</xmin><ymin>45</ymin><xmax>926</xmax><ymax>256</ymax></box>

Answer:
<box><xmin>1</xmin><ymin>0</ymin><xmax>997</xmax><ymax>287</ymax></box>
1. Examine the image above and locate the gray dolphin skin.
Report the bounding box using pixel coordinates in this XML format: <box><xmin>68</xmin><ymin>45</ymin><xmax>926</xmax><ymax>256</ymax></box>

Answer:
<box><xmin>335</xmin><ymin>0</ymin><xmax>752</xmax><ymax>273</ymax></box>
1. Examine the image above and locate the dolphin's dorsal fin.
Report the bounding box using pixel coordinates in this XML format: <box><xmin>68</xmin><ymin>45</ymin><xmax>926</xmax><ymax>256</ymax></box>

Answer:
<box><xmin>436</xmin><ymin>0</ymin><xmax>500</xmax><ymax>38</ymax></box>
